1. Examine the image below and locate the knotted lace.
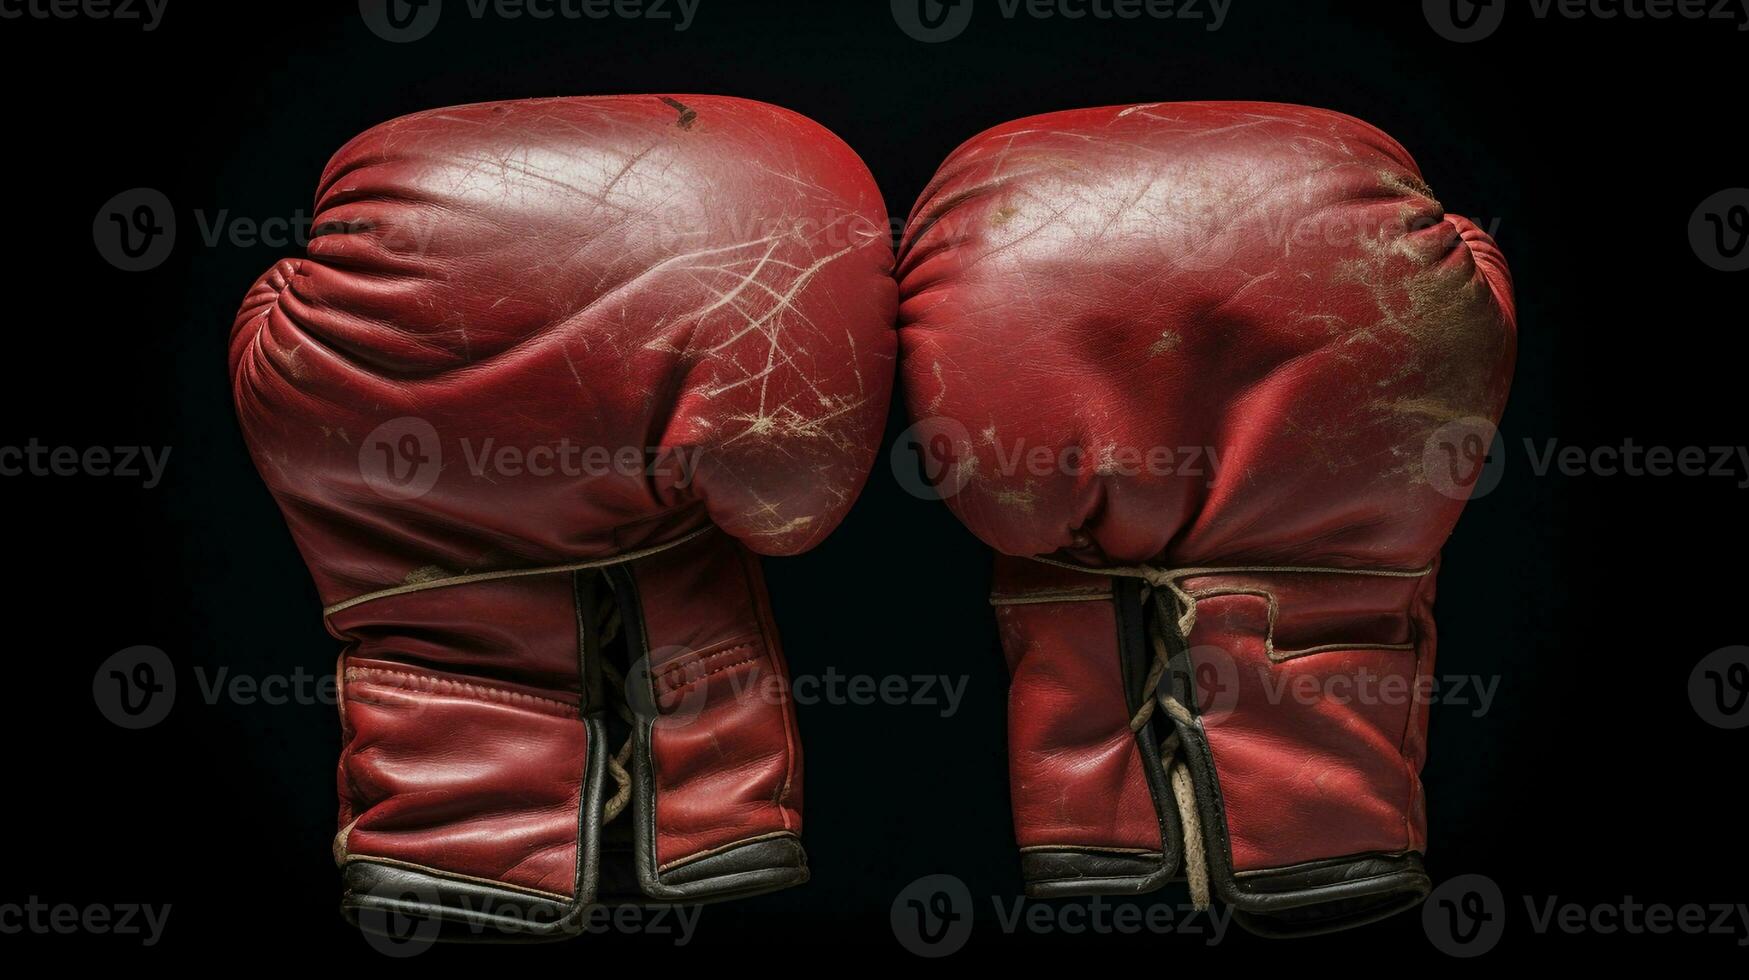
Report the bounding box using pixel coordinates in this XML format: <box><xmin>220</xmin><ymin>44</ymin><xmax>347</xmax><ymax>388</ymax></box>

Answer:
<box><xmin>1028</xmin><ymin>557</ymin><xmax>1212</xmax><ymax>908</ymax></box>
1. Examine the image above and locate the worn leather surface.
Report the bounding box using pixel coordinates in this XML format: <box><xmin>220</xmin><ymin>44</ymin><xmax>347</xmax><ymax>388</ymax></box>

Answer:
<box><xmin>899</xmin><ymin>102</ymin><xmax>1516</xmax><ymax>918</ymax></box>
<box><xmin>230</xmin><ymin>95</ymin><xmax>896</xmax><ymax>928</ymax></box>
<box><xmin>989</xmin><ymin>558</ymin><xmax>1162</xmax><ymax>858</ymax></box>
<box><xmin>629</xmin><ymin>531</ymin><xmax>800</xmax><ymax>872</ymax></box>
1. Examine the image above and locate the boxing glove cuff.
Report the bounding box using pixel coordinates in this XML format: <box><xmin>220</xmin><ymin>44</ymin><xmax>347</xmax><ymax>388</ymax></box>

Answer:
<box><xmin>333</xmin><ymin>528</ymin><xmax>807</xmax><ymax>941</ymax></box>
<box><xmin>993</xmin><ymin>555</ymin><xmax>1437</xmax><ymax>937</ymax></box>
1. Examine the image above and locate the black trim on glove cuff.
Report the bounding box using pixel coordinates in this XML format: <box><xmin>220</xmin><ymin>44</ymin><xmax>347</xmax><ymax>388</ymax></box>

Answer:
<box><xmin>1225</xmin><ymin>853</ymin><xmax>1431</xmax><ymax>937</ymax></box>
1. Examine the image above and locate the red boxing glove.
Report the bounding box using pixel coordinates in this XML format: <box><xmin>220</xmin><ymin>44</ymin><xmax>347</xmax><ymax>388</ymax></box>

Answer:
<box><xmin>898</xmin><ymin>102</ymin><xmax>1516</xmax><ymax>935</ymax></box>
<box><xmin>231</xmin><ymin>96</ymin><xmax>896</xmax><ymax>939</ymax></box>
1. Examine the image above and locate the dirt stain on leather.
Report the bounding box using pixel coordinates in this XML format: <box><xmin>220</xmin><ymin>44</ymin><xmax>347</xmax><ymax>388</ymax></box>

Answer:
<box><xmin>660</xmin><ymin>97</ymin><xmax>698</xmax><ymax>130</ymax></box>
<box><xmin>402</xmin><ymin>565</ymin><xmax>453</xmax><ymax>587</ymax></box>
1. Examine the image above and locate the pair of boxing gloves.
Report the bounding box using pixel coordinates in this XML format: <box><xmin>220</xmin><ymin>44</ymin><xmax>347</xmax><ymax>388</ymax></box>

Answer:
<box><xmin>229</xmin><ymin>95</ymin><xmax>1516</xmax><ymax>940</ymax></box>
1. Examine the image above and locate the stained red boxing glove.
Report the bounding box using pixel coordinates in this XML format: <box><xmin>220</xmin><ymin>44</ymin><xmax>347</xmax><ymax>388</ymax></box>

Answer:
<box><xmin>230</xmin><ymin>95</ymin><xmax>897</xmax><ymax>939</ymax></box>
<box><xmin>897</xmin><ymin>102</ymin><xmax>1516</xmax><ymax>935</ymax></box>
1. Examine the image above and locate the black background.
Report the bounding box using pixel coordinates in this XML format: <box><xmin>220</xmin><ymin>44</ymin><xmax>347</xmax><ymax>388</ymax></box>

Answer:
<box><xmin>4</xmin><ymin>0</ymin><xmax>1743</xmax><ymax>962</ymax></box>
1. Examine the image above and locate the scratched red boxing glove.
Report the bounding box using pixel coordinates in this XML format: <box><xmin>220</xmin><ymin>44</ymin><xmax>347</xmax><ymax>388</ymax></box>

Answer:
<box><xmin>230</xmin><ymin>96</ymin><xmax>896</xmax><ymax>939</ymax></box>
<box><xmin>897</xmin><ymin>102</ymin><xmax>1516</xmax><ymax>935</ymax></box>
